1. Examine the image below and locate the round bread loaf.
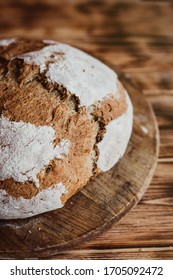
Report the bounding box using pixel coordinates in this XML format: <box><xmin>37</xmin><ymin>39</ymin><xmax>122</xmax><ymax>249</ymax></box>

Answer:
<box><xmin>0</xmin><ymin>38</ymin><xmax>133</xmax><ymax>219</ymax></box>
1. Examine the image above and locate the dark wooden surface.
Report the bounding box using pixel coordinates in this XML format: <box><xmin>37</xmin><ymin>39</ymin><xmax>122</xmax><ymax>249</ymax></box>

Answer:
<box><xmin>0</xmin><ymin>0</ymin><xmax>173</xmax><ymax>259</ymax></box>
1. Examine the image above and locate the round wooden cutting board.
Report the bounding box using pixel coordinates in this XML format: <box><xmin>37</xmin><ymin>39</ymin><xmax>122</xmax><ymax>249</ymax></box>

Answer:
<box><xmin>0</xmin><ymin>74</ymin><xmax>159</xmax><ymax>259</ymax></box>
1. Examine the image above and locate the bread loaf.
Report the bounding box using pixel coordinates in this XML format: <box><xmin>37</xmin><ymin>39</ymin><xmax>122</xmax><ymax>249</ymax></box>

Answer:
<box><xmin>0</xmin><ymin>38</ymin><xmax>133</xmax><ymax>219</ymax></box>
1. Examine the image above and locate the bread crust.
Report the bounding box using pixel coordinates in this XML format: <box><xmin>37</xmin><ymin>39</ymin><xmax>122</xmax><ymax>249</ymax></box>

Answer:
<box><xmin>0</xmin><ymin>38</ymin><xmax>133</xmax><ymax>219</ymax></box>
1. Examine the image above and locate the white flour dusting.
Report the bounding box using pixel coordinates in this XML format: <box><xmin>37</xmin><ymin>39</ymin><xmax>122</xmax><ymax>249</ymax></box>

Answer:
<box><xmin>0</xmin><ymin>116</ymin><xmax>70</xmax><ymax>186</ymax></box>
<box><xmin>0</xmin><ymin>182</ymin><xmax>67</xmax><ymax>219</ymax></box>
<box><xmin>17</xmin><ymin>41</ymin><xmax>119</xmax><ymax>107</ymax></box>
<box><xmin>97</xmin><ymin>92</ymin><xmax>133</xmax><ymax>171</ymax></box>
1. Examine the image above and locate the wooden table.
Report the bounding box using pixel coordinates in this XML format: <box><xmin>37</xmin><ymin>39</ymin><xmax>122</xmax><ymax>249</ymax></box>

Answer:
<box><xmin>0</xmin><ymin>0</ymin><xmax>173</xmax><ymax>259</ymax></box>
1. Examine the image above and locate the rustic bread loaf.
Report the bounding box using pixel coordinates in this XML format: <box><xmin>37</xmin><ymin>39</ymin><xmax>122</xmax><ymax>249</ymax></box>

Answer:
<box><xmin>0</xmin><ymin>38</ymin><xmax>133</xmax><ymax>219</ymax></box>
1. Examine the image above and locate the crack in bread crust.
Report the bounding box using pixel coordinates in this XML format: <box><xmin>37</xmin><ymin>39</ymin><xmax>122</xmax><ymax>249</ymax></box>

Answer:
<box><xmin>91</xmin><ymin>81</ymin><xmax>127</xmax><ymax>125</ymax></box>
<box><xmin>0</xmin><ymin>38</ymin><xmax>128</xmax><ymax>202</ymax></box>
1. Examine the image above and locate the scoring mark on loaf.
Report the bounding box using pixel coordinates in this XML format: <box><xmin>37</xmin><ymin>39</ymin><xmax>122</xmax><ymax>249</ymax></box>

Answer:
<box><xmin>16</xmin><ymin>41</ymin><xmax>119</xmax><ymax>107</ymax></box>
<box><xmin>0</xmin><ymin>182</ymin><xmax>67</xmax><ymax>219</ymax></box>
<box><xmin>0</xmin><ymin>115</ymin><xmax>71</xmax><ymax>187</ymax></box>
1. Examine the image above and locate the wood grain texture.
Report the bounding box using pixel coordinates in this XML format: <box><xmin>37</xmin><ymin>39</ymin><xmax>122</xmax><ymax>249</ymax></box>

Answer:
<box><xmin>0</xmin><ymin>0</ymin><xmax>173</xmax><ymax>259</ymax></box>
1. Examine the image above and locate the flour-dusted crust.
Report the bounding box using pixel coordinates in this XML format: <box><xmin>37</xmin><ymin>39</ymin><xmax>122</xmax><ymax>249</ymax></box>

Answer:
<box><xmin>0</xmin><ymin>116</ymin><xmax>70</xmax><ymax>187</ymax></box>
<box><xmin>0</xmin><ymin>38</ymin><xmax>133</xmax><ymax>219</ymax></box>
<box><xmin>0</xmin><ymin>183</ymin><xmax>67</xmax><ymax>219</ymax></box>
<box><xmin>97</xmin><ymin>93</ymin><xmax>133</xmax><ymax>171</ymax></box>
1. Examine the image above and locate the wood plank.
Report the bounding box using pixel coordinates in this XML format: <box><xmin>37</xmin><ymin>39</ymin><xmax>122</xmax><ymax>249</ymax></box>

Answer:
<box><xmin>48</xmin><ymin>247</ymin><xmax>173</xmax><ymax>260</ymax></box>
<box><xmin>125</xmin><ymin>73</ymin><xmax>173</xmax><ymax>92</ymax></box>
<box><xmin>78</xmin><ymin>204</ymin><xmax>173</xmax><ymax>249</ymax></box>
<box><xmin>0</xmin><ymin>1</ymin><xmax>172</xmax><ymax>39</ymax></box>
<box><xmin>159</xmin><ymin>130</ymin><xmax>173</xmax><ymax>159</ymax></box>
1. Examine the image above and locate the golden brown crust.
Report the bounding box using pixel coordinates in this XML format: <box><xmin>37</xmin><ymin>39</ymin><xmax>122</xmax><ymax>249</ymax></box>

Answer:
<box><xmin>1</xmin><ymin>69</ymin><xmax>61</xmax><ymax>126</ymax></box>
<box><xmin>0</xmin><ymin>179</ymin><xmax>38</xmax><ymax>199</ymax></box>
<box><xmin>0</xmin><ymin>39</ymin><xmax>128</xmax><ymax>201</ymax></box>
